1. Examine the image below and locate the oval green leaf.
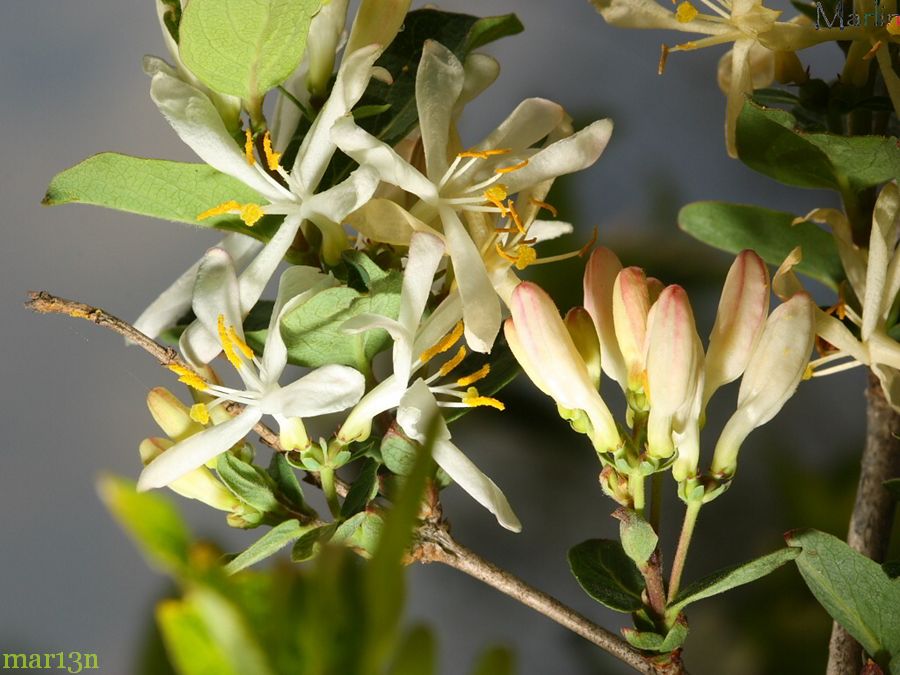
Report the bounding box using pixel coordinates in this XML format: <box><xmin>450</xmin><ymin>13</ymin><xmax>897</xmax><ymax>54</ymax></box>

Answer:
<box><xmin>567</xmin><ymin>539</ymin><xmax>645</xmax><ymax>612</ymax></box>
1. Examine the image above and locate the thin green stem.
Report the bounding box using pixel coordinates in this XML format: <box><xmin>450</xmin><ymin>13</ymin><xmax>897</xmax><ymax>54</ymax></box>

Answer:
<box><xmin>629</xmin><ymin>472</ymin><xmax>646</xmax><ymax>517</ymax></box>
<box><xmin>667</xmin><ymin>499</ymin><xmax>702</xmax><ymax>604</ymax></box>
<box><xmin>650</xmin><ymin>472</ymin><xmax>663</xmax><ymax>533</ymax></box>
<box><xmin>319</xmin><ymin>467</ymin><xmax>341</xmax><ymax>518</ymax></box>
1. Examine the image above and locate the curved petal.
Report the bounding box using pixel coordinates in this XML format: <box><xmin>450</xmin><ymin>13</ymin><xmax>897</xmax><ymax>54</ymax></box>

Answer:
<box><xmin>148</xmin><ymin>68</ymin><xmax>290</xmax><ymax>203</ymax></box>
<box><xmin>134</xmin><ymin>234</ymin><xmax>261</xmax><ymax>339</ymax></box>
<box><xmin>137</xmin><ymin>407</ymin><xmax>262</xmax><ymax>490</ymax></box>
<box><xmin>455</xmin><ymin>53</ymin><xmax>500</xmax><ymax>115</ymax></box>
<box><xmin>474</xmin><ymin>98</ymin><xmax>566</xmax><ymax>154</ymax></box>
<box><xmin>263</xmin><ymin>364</ymin><xmax>365</xmax><ymax>418</ymax></box>
<box><xmin>192</xmin><ymin>248</ymin><xmax>243</xmax><ymax>338</ymax></box>
<box><xmin>439</xmin><ymin>206</ymin><xmax>501</xmax><ymax>353</ymax></box>
<box><xmin>302</xmin><ymin>165</ymin><xmax>381</xmax><ymax>224</ymax></box>
<box><xmin>724</xmin><ymin>38</ymin><xmax>754</xmax><ymax>159</ymax></box>
<box><xmin>865</xmin><ymin>181</ymin><xmax>900</xmax><ymax>336</ymax></box>
<box><xmin>331</xmin><ymin>116</ymin><xmax>439</xmax><ymax>201</ymax></box>
<box><xmin>237</xmin><ymin>213</ymin><xmax>304</xmax><ymax>314</ymax></box>
<box><xmin>338</xmin><ymin>374</ymin><xmax>407</xmax><ymax>442</ymax></box>
<box><xmin>527</xmin><ymin>220</ymin><xmax>574</xmax><ymax>243</ymax></box>
<box><xmin>345</xmin><ymin>198</ymin><xmax>430</xmax><ymax>245</ymax></box>
<box><xmin>417</xmin><ymin>41</ymin><xmax>465</xmax><ymax>181</ymax></box>
<box><xmin>501</xmin><ymin>119</ymin><xmax>614</xmax><ymax>195</ymax></box>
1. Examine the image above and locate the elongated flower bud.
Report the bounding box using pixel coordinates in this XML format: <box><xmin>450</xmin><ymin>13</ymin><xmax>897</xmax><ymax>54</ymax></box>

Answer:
<box><xmin>711</xmin><ymin>292</ymin><xmax>815</xmax><ymax>476</ymax></box>
<box><xmin>147</xmin><ymin>387</ymin><xmax>203</xmax><ymax>442</ymax></box>
<box><xmin>584</xmin><ymin>247</ymin><xmax>627</xmax><ymax>388</ymax></box>
<box><xmin>139</xmin><ymin>438</ymin><xmax>239</xmax><ymax>512</ymax></box>
<box><xmin>613</xmin><ymin>266</ymin><xmax>652</xmax><ymax>393</ymax></box>
<box><xmin>703</xmin><ymin>250</ymin><xmax>770</xmax><ymax>407</ymax></box>
<box><xmin>507</xmin><ymin>283</ymin><xmax>621</xmax><ymax>453</ymax></box>
<box><xmin>565</xmin><ymin>308</ymin><xmax>602</xmax><ymax>390</ymax></box>
<box><xmin>645</xmin><ymin>286</ymin><xmax>703</xmax><ymax>459</ymax></box>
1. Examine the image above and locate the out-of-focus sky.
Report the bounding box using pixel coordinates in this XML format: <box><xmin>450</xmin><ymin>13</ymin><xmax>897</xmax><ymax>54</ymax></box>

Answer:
<box><xmin>1</xmin><ymin>1</ymin><xmax>865</xmax><ymax>674</ymax></box>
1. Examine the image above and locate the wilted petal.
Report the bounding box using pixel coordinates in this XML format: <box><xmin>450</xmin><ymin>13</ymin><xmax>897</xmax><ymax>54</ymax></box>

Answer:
<box><xmin>772</xmin><ymin>246</ymin><xmax>806</xmax><ymax>300</ymax></box>
<box><xmin>584</xmin><ymin>247</ymin><xmax>628</xmax><ymax>388</ymax></box>
<box><xmin>711</xmin><ymin>292</ymin><xmax>815</xmax><ymax>475</ymax></box>
<box><xmin>138</xmin><ymin>408</ymin><xmax>262</xmax><ymax>490</ymax></box>
<box><xmin>501</xmin><ymin>119</ymin><xmax>614</xmax><ymax>194</ymax></box>
<box><xmin>704</xmin><ymin>250</ymin><xmax>770</xmax><ymax>406</ymax></box>
<box><xmin>866</xmin><ymin>181</ymin><xmax>900</xmax><ymax>334</ymax></box>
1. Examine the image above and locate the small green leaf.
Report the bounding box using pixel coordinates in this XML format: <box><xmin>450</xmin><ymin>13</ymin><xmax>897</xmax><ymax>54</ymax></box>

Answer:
<box><xmin>471</xmin><ymin>646</ymin><xmax>515</xmax><ymax>675</ymax></box>
<box><xmin>98</xmin><ymin>474</ymin><xmax>190</xmax><ymax>575</ymax></box>
<box><xmin>678</xmin><ymin>201</ymin><xmax>843</xmax><ymax>289</ymax></box>
<box><xmin>567</xmin><ymin>539</ymin><xmax>645</xmax><ymax>612</ymax></box>
<box><xmin>622</xmin><ymin>628</ymin><xmax>665</xmax><ymax>651</ymax></box>
<box><xmin>463</xmin><ymin>13</ymin><xmax>524</xmax><ymax>51</ymax></box>
<box><xmin>381</xmin><ymin>426</ymin><xmax>420</xmax><ymax>477</ymax></box>
<box><xmin>267</xmin><ymin>453</ymin><xmax>306</xmax><ymax>512</ymax></box>
<box><xmin>669</xmin><ymin>547</ymin><xmax>799</xmax><ymax>613</ymax></box>
<box><xmin>787</xmin><ymin>529</ymin><xmax>900</xmax><ymax>662</ymax></box>
<box><xmin>157</xmin><ymin>599</ymin><xmax>240</xmax><ymax>675</ymax></box>
<box><xmin>291</xmin><ymin>523</ymin><xmax>338</xmax><ymax>562</ymax></box>
<box><xmin>333</xmin><ymin>511</ymin><xmax>385</xmax><ymax>557</ymax></box>
<box><xmin>43</xmin><ymin>153</ymin><xmax>275</xmax><ymax>240</ymax></box>
<box><xmin>217</xmin><ymin>454</ymin><xmax>282</xmax><ymax>516</ymax></box>
<box><xmin>614</xmin><ymin>508</ymin><xmax>658</xmax><ymax>567</ymax></box>
<box><xmin>341</xmin><ymin>458</ymin><xmax>381</xmax><ymax>518</ymax></box>
<box><xmin>659</xmin><ymin>616</ymin><xmax>690</xmax><ymax>652</ymax></box>
<box><xmin>736</xmin><ymin>102</ymin><xmax>900</xmax><ymax>191</ymax></box>
<box><xmin>225</xmin><ymin>519</ymin><xmax>306</xmax><ymax>574</ymax></box>
<box><xmin>277</xmin><ymin>259</ymin><xmax>401</xmax><ymax>369</ymax></box>
<box><xmin>179</xmin><ymin>0</ymin><xmax>323</xmax><ymax>101</ymax></box>
<box><xmin>387</xmin><ymin>625</ymin><xmax>436</xmax><ymax>675</ymax></box>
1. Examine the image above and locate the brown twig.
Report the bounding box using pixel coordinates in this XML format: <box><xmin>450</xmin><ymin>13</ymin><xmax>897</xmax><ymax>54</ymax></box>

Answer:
<box><xmin>827</xmin><ymin>374</ymin><xmax>900</xmax><ymax>675</ymax></box>
<box><xmin>415</xmin><ymin>523</ymin><xmax>686</xmax><ymax>675</ymax></box>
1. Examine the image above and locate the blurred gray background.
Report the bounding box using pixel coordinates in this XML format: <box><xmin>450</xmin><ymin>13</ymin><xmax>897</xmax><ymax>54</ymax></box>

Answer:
<box><xmin>1</xmin><ymin>1</ymin><xmax>870</xmax><ymax>673</ymax></box>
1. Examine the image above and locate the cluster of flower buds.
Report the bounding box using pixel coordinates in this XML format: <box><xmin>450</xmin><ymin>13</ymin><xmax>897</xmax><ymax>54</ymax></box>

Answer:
<box><xmin>506</xmin><ymin>248</ymin><xmax>816</xmax><ymax>504</ymax></box>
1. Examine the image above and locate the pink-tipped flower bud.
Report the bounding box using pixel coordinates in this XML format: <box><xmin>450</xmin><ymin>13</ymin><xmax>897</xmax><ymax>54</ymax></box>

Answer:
<box><xmin>613</xmin><ymin>266</ymin><xmax>652</xmax><ymax>393</ymax></box>
<box><xmin>565</xmin><ymin>308</ymin><xmax>602</xmax><ymax>391</ymax></box>
<box><xmin>583</xmin><ymin>247</ymin><xmax>628</xmax><ymax>389</ymax></box>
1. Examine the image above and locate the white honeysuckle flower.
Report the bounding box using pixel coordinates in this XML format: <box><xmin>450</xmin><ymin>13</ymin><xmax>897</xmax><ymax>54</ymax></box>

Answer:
<box><xmin>711</xmin><ymin>291</ymin><xmax>816</xmax><ymax>476</ymax></box>
<box><xmin>702</xmin><ymin>249</ymin><xmax>770</xmax><ymax>408</ymax></box>
<box><xmin>147</xmin><ymin>45</ymin><xmax>385</xmax><ymax>364</ymax></box>
<box><xmin>775</xmin><ymin>183</ymin><xmax>900</xmax><ymax>409</ymax></box>
<box><xmin>336</xmin><ymin>232</ymin><xmax>520</xmax><ymax>531</ymax></box>
<box><xmin>644</xmin><ymin>285</ymin><xmax>704</xmax><ymax>461</ymax></box>
<box><xmin>505</xmin><ymin>282</ymin><xmax>622</xmax><ymax>454</ymax></box>
<box><xmin>590</xmin><ymin>0</ymin><xmax>851</xmax><ymax>156</ymax></box>
<box><xmin>138</xmin><ymin>249</ymin><xmax>365</xmax><ymax>490</ymax></box>
<box><xmin>333</xmin><ymin>39</ymin><xmax>613</xmax><ymax>351</ymax></box>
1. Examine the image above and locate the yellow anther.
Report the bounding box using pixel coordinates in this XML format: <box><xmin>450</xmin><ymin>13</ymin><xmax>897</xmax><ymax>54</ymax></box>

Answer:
<box><xmin>217</xmin><ymin>314</ymin><xmax>244</xmax><ymax>371</ymax></box>
<box><xmin>189</xmin><ymin>403</ymin><xmax>210</xmax><ymax>425</ymax></box>
<box><xmin>438</xmin><ymin>345</ymin><xmax>468</xmax><ymax>377</ymax></box>
<box><xmin>239</xmin><ymin>203</ymin><xmax>265</xmax><ymax>226</ymax></box>
<box><xmin>420</xmin><ymin>321</ymin><xmax>464</xmax><ymax>363</ymax></box>
<box><xmin>459</xmin><ymin>147</ymin><xmax>511</xmax><ymax>159</ymax></box>
<box><xmin>227</xmin><ymin>326</ymin><xmax>254</xmax><ymax>360</ymax></box>
<box><xmin>166</xmin><ymin>364</ymin><xmax>208</xmax><ymax>391</ymax></box>
<box><xmin>462</xmin><ymin>387</ymin><xmax>505</xmax><ymax>411</ymax></box>
<box><xmin>579</xmin><ymin>226</ymin><xmax>599</xmax><ymax>257</ymax></box>
<box><xmin>244</xmin><ymin>129</ymin><xmax>255</xmax><ymax>165</ymax></box>
<box><xmin>197</xmin><ymin>200</ymin><xmax>240</xmax><ymax>222</ymax></box>
<box><xmin>495</xmin><ymin>159</ymin><xmax>530</xmax><ymax>175</ymax></box>
<box><xmin>494</xmin><ymin>242</ymin><xmax>518</xmax><ymax>264</ymax></box>
<box><xmin>484</xmin><ymin>185</ymin><xmax>509</xmax><ymax>203</ymax></box>
<box><xmin>675</xmin><ymin>1</ymin><xmax>698</xmax><ymax>22</ymax></box>
<box><xmin>507</xmin><ymin>200</ymin><xmax>525</xmax><ymax>234</ymax></box>
<box><xmin>262</xmin><ymin>131</ymin><xmax>282</xmax><ymax>171</ymax></box>
<box><xmin>803</xmin><ymin>365</ymin><xmax>814</xmax><ymax>381</ymax></box>
<box><xmin>530</xmin><ymin>198</ymin><xmax>558</xmax><ymax>217</ymax></box>
<box><xmin>513</xmin><ymin>244</ymin><xmax>537</xmax><ymax>270</ymax></box>
<box><xmin>658</xmin><ymin>45</ymin><xmax>670</xmax><ymax>76</ymax></box>
<box><xmin>889</xmin><ymin>16</ymin><xmax>900</xmax><ymax>35</ymax></box>
<box><xmin>457</xmin><ymin>364</ymin><xmax>490</xmax><ymax>387</ymax></box>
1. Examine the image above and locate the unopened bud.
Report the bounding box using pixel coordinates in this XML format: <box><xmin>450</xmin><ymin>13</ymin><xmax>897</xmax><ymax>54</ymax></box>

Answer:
<box><xmin>612</xmin><ymin>267</ymin><xmax>652</xmax><ymax>393</ymax></box>
<box><xmin>584</xmin><ymin>247</ymin><xmax>628</xmax><ymax>388</ymax></box>
<box><xmin>565</xmin><ymin>308</ymin><xmax>602</xmax><ymax>390</ymax></box>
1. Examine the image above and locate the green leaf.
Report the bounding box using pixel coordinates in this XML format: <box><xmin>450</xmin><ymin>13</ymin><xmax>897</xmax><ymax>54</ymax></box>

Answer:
<box><xmin>567</xmin><ymin>539</ymin><xmax>645</xmax><ymax>612</ymax></box>
<box><xmin>267</xmin><ymin>453</ymin><xmax>307</xmax><ymax>513</ymax></box>
<box><xmin>43</xmin><ymin>153</ymin><xmax>277</xmax><ymax>240</ymax></box>
<box><xmin>179</xmin><ymin>0</ymin><xmax>322</xmax><ymax>101</ymax></box>
<box><xmin>471</xmin><ymin>646</ymin><xmax>515</xmax><ymax>675</ymax></box>
<box><xmin>736</xmin><ymin>102</ymin><xmax>900</xmax><ymax>191</ymax></box>
<box><xmin>381</xmin><ymin>426</ymin><xmax>420</xmax><ymax>477</ymax></box>
<box><xmin>623</xmin><ymin>615</ymin><xmax>689</xmax><ymax>653</ymax></box>
<box><xmin>614</xmin><ymin>507</ymin><xmax>658</xmax><ymax>567</ymax></box>
<box><xmin>291</xmin><ymin>523</ymin><xmax>339</xmax><ymax>562</ymax></box>
<box><xmin>157</xmin><ymin>599</ymin><xmax>240</xmax><ymax>675</ymax></box>
<box><xmin>333</xmin><ymin>511</ymin><xmax>385</xmax><ymax>557</ymax></box>
<box><xmin>787</xmin><ymin>529</ymin><xmax>900</xmax><ymax>662</ymax></box>
<box><xmin>387</xmin><ymin>625</ymin><xmax>436</xmax><ymax>675</ymax></box>
<box><xmin>285</xmin><ymin>8</ymin><xmax>522</xmax><ymax>185</ymax></box>
<box><xmin>217</xmin><ymin>454</ymin><xmax>282</xmax><ymax>517</ymax></box>
<box><xmin>678</xmin><ymin>201</ymin><xmax>843</xmax><ymax>289</ymax></box>
<box><xmin>341</xmin><ymin>458</ymin><xmax>381</xmax><ymax>518</ymax></box>
<box><xmin>98</xmin><ymin>474</ymin><xmax>190</xmax><ymax>575</ymax></box>
<box><xmin>276</xmin><ymin>258</ymin><xmax>401</xmax><ymax>369</ymax></box>
<box><xmin>225</xmin><ymin>519</ymin><xmax>306</xmax><ymax>574</ymax></box>
<box><xmin>669</xmin><ymin>547</ymin><xmax>799</xmax><ymax>613</ymax></box>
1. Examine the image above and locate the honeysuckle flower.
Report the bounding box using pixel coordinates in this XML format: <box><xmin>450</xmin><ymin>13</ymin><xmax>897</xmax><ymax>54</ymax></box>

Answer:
<box><xmin>138</xmin><ymin>249</ymin><xmax>365</xmax><ymax>490</ymax></box>
<box><xmin>333</xmin><ymin>39</ymin><xmax>613</xmax><ymax>351</ymax></box>
<box><xmin>775</xmin><ymin>182</ymin><xmax>900</xmax><ymax>409</ymax></box>
<box><xmin>337</xmin><ymin>232</ymin><xmax>520</xmax><ymax>532</ymax></box>
<box><xmin>147</xmin><ymin>45</ymin><xmax>385</xmax><ymax>364</ymax></box>
<box><xmin>505</xmin><ymin>282</ymin><xmax>622</xmax><ymax>454</ymax></box>
<box><xmin>590</xmin><ymin>0</ymin><xmax>848</xmax><ymax>156</ymax></box>
<box><xmin>710</xmin><ymin>291</ymin><xmax>816</xmax><ymax>476</ymax></box>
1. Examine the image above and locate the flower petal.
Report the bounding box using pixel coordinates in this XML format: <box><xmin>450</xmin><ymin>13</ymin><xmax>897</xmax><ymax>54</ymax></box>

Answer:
<box><xmin>724</xmin><ymin>38</ymin><xmax>754</xmax><ymax>159</ymax></box>
<box><xmin>237</xmin><ymin>213</ymin><xmax>305</xmax><ymax>314</ymax></box>
<box><xmin>417</xmin><ymin>41</ymin><xmax>465</xmax><ymax>182</ymax></box>
<box><xmin>137</xmin><ymin>407</ymin><xmax>262</xmax><ymax>490</ymax></box>
<box><xmin>345</xmin><ymin>198</ymin><xmax>432</xmax><ymax>245</ymax></box>
<box><xmin>264</xmin><ymin>364</ymin><xmax>365</xmax><ymax>418</ymax></box>
<box><xmin>475</xmin><ymin>98</ymin><xmax>566</xmax><ymax>155</ymax></box>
